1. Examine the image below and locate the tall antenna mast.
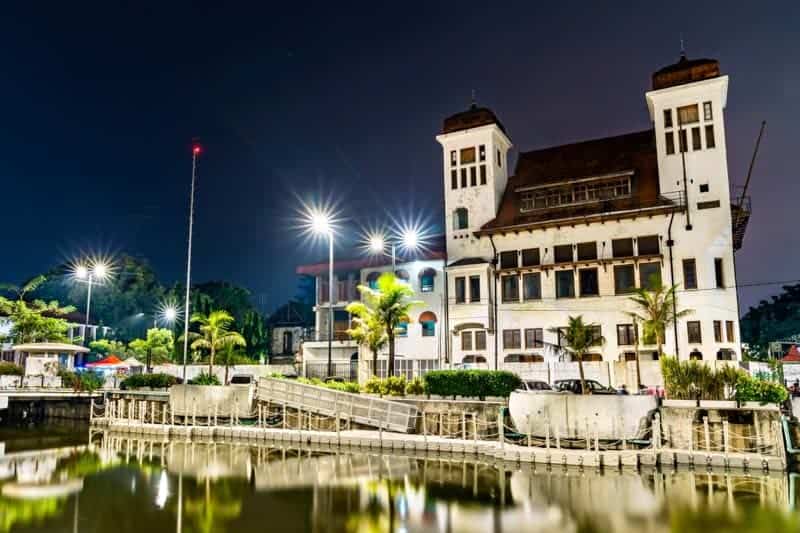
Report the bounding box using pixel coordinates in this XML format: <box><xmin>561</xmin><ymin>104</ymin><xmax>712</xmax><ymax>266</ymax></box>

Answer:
<box><xmin>737</xmin><ymin>121</ymin><xmax>766</xmax><ymax>208</ymax></box>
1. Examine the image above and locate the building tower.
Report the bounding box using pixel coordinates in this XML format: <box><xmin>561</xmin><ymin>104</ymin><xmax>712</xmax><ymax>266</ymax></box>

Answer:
<box><xmin>646</xmin><ymin>55</ymin><xmax>742</xmax><ymax>359</ymax></box>
<box><xmin>436</xmin><ymin>104</ymin><xmax>512</xmax><ymax>262</ymax></box>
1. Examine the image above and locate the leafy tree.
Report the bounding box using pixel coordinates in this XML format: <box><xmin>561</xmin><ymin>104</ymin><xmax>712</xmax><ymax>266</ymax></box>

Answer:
<box><xmin>185</xmin><ymin>310</ymin><xmax>246</xmax><ymax>375</ymax></box>
<box><xmin>345</xmin><ymin>301</ymin><xmax>388</xmax><ymax>376</ymax></box>
<box><xmin>549</xmin><ymin>316</ymin><xmax>603</xmax><ymax>395</ymax></box>
<box><xmin>128</xmin><ymin>328</ymin><xmax>175</xmax><ymax>370</ymax></box>
<box><xmin>0</xmin><ymin>298</ymin><xmax>75</xmax><ymax>344</ymax></box>
<box><xmin>0</xmin><ymin>274</ymin><xmax>48</xmax><ymax>301</ymax></box>
<box><xmin>88</xmin><ymin>338</ymin><xmax>130</xmax><ymax>357</ymax></box>
<box><xmin>353</xmin><ymin>273</ymin><xmax>420</xmax><ymax>377</ymax></box>
<box><xmin>740</xmin><ymin>283</ymin><xmax>800</xmax><ymax>357</ymax></box>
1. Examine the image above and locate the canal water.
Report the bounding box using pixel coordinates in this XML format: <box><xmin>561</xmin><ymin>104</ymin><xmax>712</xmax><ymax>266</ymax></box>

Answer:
<box><xmin>0</xmin><ymin>425</ymin><xmax>798</xmax><ymax>532</ymax></box>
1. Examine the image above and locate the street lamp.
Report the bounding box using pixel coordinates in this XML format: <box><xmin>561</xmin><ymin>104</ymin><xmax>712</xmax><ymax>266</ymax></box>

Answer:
<box><xmin>142</xmin><ymin>304</ymin><xmax>180</xmax><ymax>373</ymax></box>
<box><xmin>366</xmin><ymin>228</ymin><xmax>421</xmax><ymax>270</ymax></box>
<box><xmin>72</xmin><ymin>261</ymin><xmax>110</xmax><ymax>344</ymax></box>
<box><xmin>305</xmin><ymin>207</ymin><xmax>335</xmax><ymax>378</ymax></box>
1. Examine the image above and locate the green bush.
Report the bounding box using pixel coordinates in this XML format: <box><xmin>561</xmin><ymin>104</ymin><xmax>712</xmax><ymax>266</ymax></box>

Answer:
<box><xmin>0</xmin><ymin>362</ymin><xmax>23</xmax><ymax>376</ymax></box>
<box><xmin>735</xmin><ymin>374</ymin><xmax>789</xmax><ymax>405</ymax></box>
<box><xmin>296</xmin><ymin>377</ymin><xmax>360</xmax><ymax>394</ymax></box>
<box><xmin>188</xmin><ymin>372</ymin><xmax>221</xmax><ymax>386</ymax></box>
<box><xmin>120</xmin><ymin>373</ymin><xmax>177</xmax><ymax>390</ymax></box>
<box><xmin>384</xmin><ymin>376</ymin><xmax>407</xmax><ymax>396</ymax></box>
<box><xmin>423</xmin><ymin>370</ymin><xmax>521</xmax><ymax>399</ymax></box>
<box><xmin>405</xmin><ymin>376</ymin><xmax>425</xmax><ymax>395</ymax></box>
<box><xmin>363</xmin><ymin>376</ymin><xmax>386</xmax><ymax>395</ymax></box>
<box><xmin>59</xmin><ymin>370</ymin><xmax>104</xmax><ymax>392</ymax></box>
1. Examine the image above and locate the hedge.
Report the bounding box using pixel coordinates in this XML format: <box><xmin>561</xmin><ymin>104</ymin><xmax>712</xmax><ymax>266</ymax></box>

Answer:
<box><xmin>188</xmin><ymin>372</ymin><xmax>221</xmax><ymax>386</ymax></box>
<box><xmin>423</xmin><ymin>370</ymin><xmax>521</xmax><ymax>399</ymax></box>
<box><xmin>120</xmin><ymin>373</ymin><xmax>177</xmax><ymax>390</ymax></box>
<box><xmin>0</xmin><ymin>362</ymin><xmax>23</xmax><ymax>376</ymax></box>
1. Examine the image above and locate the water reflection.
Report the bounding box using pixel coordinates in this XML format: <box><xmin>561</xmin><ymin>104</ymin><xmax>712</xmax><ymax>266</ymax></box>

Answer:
<box><xmin>0</xmin><ymin>428</ymin><xmax>797</xmax><ymax>532</ymax></box>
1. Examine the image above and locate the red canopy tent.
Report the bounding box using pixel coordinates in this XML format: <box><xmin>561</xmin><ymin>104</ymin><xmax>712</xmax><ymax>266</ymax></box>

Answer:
<box><xmin>86</xmin><ymin>355</ymin><xmax>126</xmax><ymax>367</ymax></box>
<box><xmin>782</xmin><ymin>345</ymin><xmax>800</xmax><ymax>362</ymax></box>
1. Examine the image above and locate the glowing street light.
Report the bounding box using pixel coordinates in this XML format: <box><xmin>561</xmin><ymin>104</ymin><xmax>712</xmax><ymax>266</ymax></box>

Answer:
<box><xmin>365</xmin><ymin>227</ymin><xmax>421</xmax><ymax>271</ymax></box>
<box><xmin>303</xmin><ymin>206</ymin><xmax>336</xmax><ymax>378</ymax></box>
<box><xmin>72</xmin><ymin>260</ymin><xmax>111</xmax><ymax>344</ymax></box>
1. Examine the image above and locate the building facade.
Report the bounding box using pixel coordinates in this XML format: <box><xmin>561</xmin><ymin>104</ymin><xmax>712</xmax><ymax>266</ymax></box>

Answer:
<box><xmin>437</xmin><ymin>54</ymin><xmax>747</xmax><ymax>368</ymax></box>
<box><xmin>297</xmin><ymin>248</ymin><xmax>446</xmax><ymax>376</ymax></box>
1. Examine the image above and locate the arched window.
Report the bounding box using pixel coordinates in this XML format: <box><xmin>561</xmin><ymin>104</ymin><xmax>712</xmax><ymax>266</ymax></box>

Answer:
<box><xmin>419</xmin><ymin>311</ymin><xmax>437</xmax><ymax>337</ymax></box>
<box><xmin>453</xmin><ymin>208</ymin><xmax>469</xmax><ymax>230</ymax></box>
<box><xmin>690</xmin><ymin>349</ymin><xmax>703</xmax><ymax>361</ymax></box>
<box><xmin>366</xmin><ymin>271</ymin><xmax>380</xmax><ymax>290</ymax></box>
<box><xmin>395</xmin><ymin>269</ymin><xmax>410</xmax><ymax>283</ymax></box>
<box><xmin>462</xmin><ymin>355</ymin><xmax>487</xmax><ymax>364</ymax></box>
<box><xmin>419</xmin><ymin>268</ymin><xmax>436</xmax><ymax>293</ymax></box>
<box><xmin>396</xmin><ymin>320</ymin><xmax>408</xmax><ymax>337</ymax></box>
<box><xmin>504</xmin><ymin>354</ymin><xmax>544</xmax><ymax>363</ymax></box>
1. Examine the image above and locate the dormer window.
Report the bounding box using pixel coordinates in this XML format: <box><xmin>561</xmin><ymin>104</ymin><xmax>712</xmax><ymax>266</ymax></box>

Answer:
<box><xmin>519</xmin><ymin>176</ymin><xmax>631</xmax><ymax>213</ymax></box>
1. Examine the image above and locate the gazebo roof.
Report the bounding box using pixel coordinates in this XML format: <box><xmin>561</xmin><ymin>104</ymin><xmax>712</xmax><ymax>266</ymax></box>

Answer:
<box><xmin>12</xmin><ymin>342</ymin><xmax>89</xmax><ymax>354</ymax></box>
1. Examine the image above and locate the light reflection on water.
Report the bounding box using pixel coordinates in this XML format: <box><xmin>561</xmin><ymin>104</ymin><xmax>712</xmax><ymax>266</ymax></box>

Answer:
<box><xmin>0</xmin><ymin>428</ymin><xmax>797</xmax><ymax>532</ymax></box>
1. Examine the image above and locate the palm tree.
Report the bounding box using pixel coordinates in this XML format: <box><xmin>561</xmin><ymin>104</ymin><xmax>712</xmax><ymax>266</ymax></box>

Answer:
<box><xmin>0</xmin><ymin>274</ymin><xmax>47</xmax><ymax>302</ymax></box>
<box><xmin>186</xmin><ymin>310</ymin><xmax>246</xmax><ymax>376</ymax></box>
<box><xmin>549</xmin><ymin>315</ymin><xmax>603</xmax><ymax>395</ymax></box>
<box><xmin>627</xmin><ymin>283</ymin><xmax>692</xmax><ymax>359</ymax></box>
<box><xmin>353</xmin><ymin>273</ymin><xmax>420</xmax><ymax>377</ymax></box>
<box><xmin>345</xmin><ymin>302</ymin><xmax>388</xmax><ymax>376</ymax></box>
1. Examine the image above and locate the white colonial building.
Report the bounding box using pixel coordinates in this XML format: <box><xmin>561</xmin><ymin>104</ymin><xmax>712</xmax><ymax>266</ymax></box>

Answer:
<box><xmin>437</xmin><ymin>54</ymin><xmax>748</xmax><ymax>368</ymax></box>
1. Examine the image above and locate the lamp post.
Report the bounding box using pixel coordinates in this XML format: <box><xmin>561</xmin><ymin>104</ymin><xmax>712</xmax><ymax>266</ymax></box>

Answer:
<box><xmin>181</xmin><ymin>143</ymin><xmax>201</xmax><ymax>383</ymax></box>
<box><xmin>142</xmin><ymin>305</ymin><xmax>179</xmax><ymax>373</ymax></box>
<box><xmin>73</xmin><ymin>262</ymin><xmax>109</xmax><ymax>345</ymax></box>
<box><xmin>368</xmin><ymin>228</ymin><xmax>420</xmax><ymax>271</ymax></box>
<box><xmin>309</xmin><ymin>211</ymin><xmax>335</xmax><ymax>378</ymax></box>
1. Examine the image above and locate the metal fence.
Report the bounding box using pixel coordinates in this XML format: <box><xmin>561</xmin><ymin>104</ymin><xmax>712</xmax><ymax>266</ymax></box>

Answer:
<box><xmin>367</xmin><ymin>359</ymin><xmax>441</xmax><ymax>380</ymax></box>
<box><xmin>304</xmin><ymin>361</ymin><xmax>359</xmax><ymax>381</ymax></box>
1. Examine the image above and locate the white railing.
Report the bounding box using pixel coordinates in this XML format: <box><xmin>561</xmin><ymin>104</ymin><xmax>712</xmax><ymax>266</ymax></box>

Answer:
<box><xmin>257</xmin><ymin>377</ymin><xmax>418</xmax><ymax>433</ymax></box>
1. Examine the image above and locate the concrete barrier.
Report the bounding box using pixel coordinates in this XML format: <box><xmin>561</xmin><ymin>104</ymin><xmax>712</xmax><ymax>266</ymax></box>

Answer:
<box><xmin>169</xmin><ymin>384</ymin><xmax>253</xmax><ymax>417</ymax></box>
<box><xmin>508</xmin><ymin>392</ymin><xmax>657</xmax><ymax>440</ymax></box>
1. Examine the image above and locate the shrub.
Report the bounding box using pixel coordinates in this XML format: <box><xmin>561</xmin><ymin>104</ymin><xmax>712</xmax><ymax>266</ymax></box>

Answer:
<box><xmin>735</xmin><ymin>374</ymin><xmax>789</xmax><ymax>405</ymax></box>
<box><xmin>363</xmin><ymin>376</ymin><xmax>386</xmax><ymax>395</ymax></box>
<box><xmin>295</xmin><ymin>376</ymin><xmax>360</xmax><ymax>394</ymax></box>
<box><xmin>384</xmin><ymin>376</ymin><xmax>407</xmax><ymax>396</ymax></box>
<box><xmin>423</xmin><ymin>370</ymin><xmax>521</xmax><ymax>399</ymax></box>
<box><xmin>59</xmin><ymin>370</ymin><xmax>104</xmax><ymax>392</ymax></box>
<box><xmin>120</xmin><ymin>373</ymin><xmax>177</xmax><ymax>390</ymax></box>
<box><xmin>0</xmin><ymin>362</ymin><xmax>23</xmax><ymax>376</ymax></box>
<box><xmin>188</xmin><ymin>372</ymin><xmax>221</xmax><ymax>386</ymax></box>
<box><xmin>405</xmin><ymin>377</ymin><xmax>425</xmax><ymax>395</ymax></box>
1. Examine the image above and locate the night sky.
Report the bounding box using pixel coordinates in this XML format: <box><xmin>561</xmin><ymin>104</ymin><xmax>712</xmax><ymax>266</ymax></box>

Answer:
<box><xmin>2</xmin><ymin>2</ymin><xmax>797</xmax><ymax>314</ymax></box>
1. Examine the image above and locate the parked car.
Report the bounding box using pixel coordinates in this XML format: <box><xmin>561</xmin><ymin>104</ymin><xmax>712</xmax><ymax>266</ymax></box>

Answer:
<box><xmin>553</xmin><ymin>379</ymin><xmax>615</xmax><ymax>395</ymax></box>
<box><xmin>228</xmin><ymin>374</ymin><xmax>255</xmax><ymax>386</ymax></box>
<box><xmin>517</xmin><ymin>380</ymin><xmax>552</xmax><ymax>392</ymax></box>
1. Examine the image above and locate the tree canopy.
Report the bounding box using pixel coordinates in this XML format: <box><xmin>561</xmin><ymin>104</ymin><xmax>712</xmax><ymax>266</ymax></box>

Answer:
<box><xmin>740</xmin><ymin>283</ymin><xmax>800</xmax><ymax>358</ymax></box>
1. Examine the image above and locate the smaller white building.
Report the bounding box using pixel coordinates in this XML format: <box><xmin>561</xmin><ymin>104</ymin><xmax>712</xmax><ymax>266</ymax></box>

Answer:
<box><xmin>297</xmin><ymin>243</ymin><xmax>446</xmax><ymax>378</ymax></box>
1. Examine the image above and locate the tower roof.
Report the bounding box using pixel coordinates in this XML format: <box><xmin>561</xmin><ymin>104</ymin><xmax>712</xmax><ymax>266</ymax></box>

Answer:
<box><xmin>652</xmin><ymin>55</ymin><xmax>720</xmax><ymax>90</ymax></box>
<box><xmin>442</xmin><ymin>104</ymin><xmax>507</xmax><ymax>135</ymax></box>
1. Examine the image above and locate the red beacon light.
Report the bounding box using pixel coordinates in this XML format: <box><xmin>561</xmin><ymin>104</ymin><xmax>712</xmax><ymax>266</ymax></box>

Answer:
<box><xmin>192</xmin><ymin>144</ymin><xmax>202</xmax><ymax>155</ymax></box>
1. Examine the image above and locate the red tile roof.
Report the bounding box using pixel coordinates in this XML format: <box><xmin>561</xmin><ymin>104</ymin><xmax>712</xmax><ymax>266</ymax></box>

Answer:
<box><xmin>479</xmin><ymin>130</ymin><xmax>671</xmax><ymax>234</ymax></box>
